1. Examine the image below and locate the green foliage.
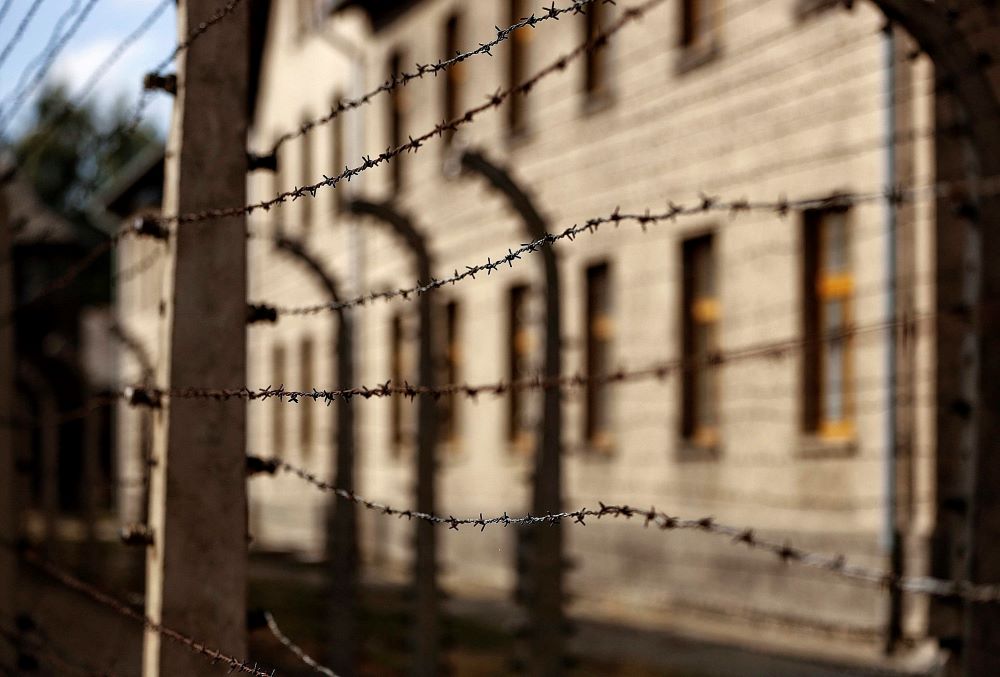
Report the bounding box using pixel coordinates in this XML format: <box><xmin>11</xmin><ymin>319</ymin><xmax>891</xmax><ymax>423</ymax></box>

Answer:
<box><xmin>10</xmin><ymin>84</ymin><xmax>158</xmax><ymax>225</ymax></box>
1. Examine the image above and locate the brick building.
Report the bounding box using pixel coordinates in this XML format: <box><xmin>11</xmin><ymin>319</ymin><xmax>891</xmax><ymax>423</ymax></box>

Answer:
<box><xmin>118</xmin><ymin>0</ymin><xmax>944</xmax><ymax>669</ymax></box>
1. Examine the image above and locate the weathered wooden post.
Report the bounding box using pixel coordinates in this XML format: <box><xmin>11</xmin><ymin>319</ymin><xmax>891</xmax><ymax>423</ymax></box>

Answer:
<box><xmin>344</xmin><ymin>198</ymin><xmax>439</xmax><ymax>677</ymax></box>
<box><xmin>459</xmin><ymin>149</ymin><xmax>565</xmax><ymax>677</ymax></box>
<box><xmin>274</xmin><ymin>235</ymin><xmax>359</xmax><ymax>676</ymax></box>
<box><xmin>142</xmin><ymin>1</ymin><xmax>250</xmax><ymax>674</ymax></box>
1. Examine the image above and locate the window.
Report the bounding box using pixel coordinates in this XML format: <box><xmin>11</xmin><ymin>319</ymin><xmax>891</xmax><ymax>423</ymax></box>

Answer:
<box><xmin>299</xmin><ymin>337</ymin><xmax>314</xmax><ymax>458</ymax></box>
<box><xmin>803</xmin><ymin>208</ymin><xmax>853</xmax><ymax>439</ymax></box>
<box><xmin>389</xmin><ymin>312</ymin><xmax>412</xmax><ymax>454</ymax></box>
<box><xmin>272</xmin><ymin>135</ymin><xmax>285</xmax><ymax>235</ymax></box>
<box><xmin>680</xmin><ymin>0</ymin><xmax>718</xmax><ymax>49</ymax></box>
<box><xmin>507</xmin><ymin>0</ymin><xmax>530</xmax><ymax>135</ymax></box>
<box><xmin>442</xmin><ymin>13</ymin><xmax>463</xmax><ymax>146</ymax></box>
<box><xmin>583</xmin><ymin>0</ymin><xmax>612</xmax><ymax>101</ymax></box>
<box><xmin>584</xmin><ymin>263</ymin><xmax>613</xmax><ymax>451</ymax></box>
<box><xmin>300</xmin><ymin>115</ymin><xmax>313</xmax><ymax>231</ymax></box>
<box><xmin>272</xmin><ymin>343</ymin><xmax>286</xmax><ymax>458</ymax></box>
<box><xmin>298</xmin><ymin>0</ymin><xmax>315</xmax><ymax>34</ymax></box>
<box><xmin>439</xmin><ymin>301</ymin><xmax>461</xmax><ymax>444</ymax></box>
<box><xmin>508</xmin><ymin>285</ymin><xmax>534</xmax><ymax>451</ymax></box>
<box><xmin>681</xmin><ymin>234</ymin><xmax>719</xmax><ymax>448</ymax></box>
<box><xmin>330</xmin><ymin>93</ymin><xmax>344</xmax><ymax>215</ymax></box>
<box><xmin>388</xmin><ymin>50</ymin><xmax>406</xmax><ymax>192</ymax></box>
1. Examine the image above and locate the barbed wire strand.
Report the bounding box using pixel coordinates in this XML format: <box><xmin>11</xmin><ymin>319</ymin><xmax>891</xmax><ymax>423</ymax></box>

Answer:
<box><xmin>121</xmin><ymin>0</ymin><xmax>247</xmax><ymax>136</ymax></box>
<box><xmin>122</xmin><ymin>311</ymin><xmax>932</xmax><ymax>405</ymax></box>
<box><xmin>0</xmin><ymin>0</ymin><xmax>45</xmax><ymax>74</ymax></box>
<box><xmin>268</xmin><ymin>0</ymin><xmax>608</xmax><ymax>154</ymax></box>
<box><xmin>248</xmin><ymin>456</ymin><xmax>1000</xmax><ymax>603</ymax></box>
<box><xmin>261</xmin><ymin>173</ymin><xmax>991</xmax><ymax>316</ymax></box>
<box><xmin>14</xmin><ymin>546</ymin><xmax>277</xmax><ymax>677</ymax></box>
<box><xmin>164</xmin><ymin>0</ymin><xmax>669</xmax><ymax>226</ymax></box>
<box><xmin>0</xmin><ymin>0</ymin><xmax>101</xmax><ymax>134</ymax></box>
<box><xmin>263</xmin><ymin>611</ymin><xmax>339</xmax><ymax>677</ymax></box>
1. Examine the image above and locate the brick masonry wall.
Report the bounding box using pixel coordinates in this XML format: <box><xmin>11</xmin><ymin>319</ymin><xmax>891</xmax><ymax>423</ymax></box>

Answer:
<box><xmin>118</xmin><ymin>0</ymin><xmax>941</xmax><ymax>653</ymax></box>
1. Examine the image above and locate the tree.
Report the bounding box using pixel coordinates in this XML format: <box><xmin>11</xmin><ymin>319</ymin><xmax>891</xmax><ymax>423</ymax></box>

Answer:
<box><xmin>10</xmin><ymin>84</ymin><xmax>158</xmax><ymax>228</ymax></box>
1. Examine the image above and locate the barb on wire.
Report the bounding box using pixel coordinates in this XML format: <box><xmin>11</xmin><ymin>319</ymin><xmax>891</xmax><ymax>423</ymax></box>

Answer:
<box><xmin>250</xmin><ymin>456</ymin><xmax>1000</xmax><ymax>604</ymax></box>
<box><xmin>0</xmin><ymin>0</ymin><xmax>101</xmax><ymax>134</ymax></box>
<box><xmin>258</xmin><ymin>167</ymin><xmax>999</xmax><ymax>317</ymax></box>
<box><xmin>12</xmin><ymin>546</ymin><xmax>275</xmax><ymax>677</ymax></box>
<box><xmin>265</xmin><ymin>0</ymin><xmax>604</xmax><ymax>154</ymax></box>
<box><xmin>162</xmin><ymin>0</ymin><xmax>668</xmax><ymax>226</ymax></box>
<box><xmin>123</xmin><ymin>0</ymin><xmax>247</xmax><ymax>135</ymax></box>
<box><xmin>269</xmin><ymin>191</ymin><xmax>885</xmax><ymax>316</ymax></box>
<box><xmin>123</xmin><ymin>312</ymin><xmax>931</xmax><ymax>406</ymax></box>
<box><xmin>261</xmin><ymin>611</ymin><xmax>339</xmax><ymax>677</ymax></box>
<box><xmin>0</xmin><ymin>0</ymin><xmax>45</xmax><ymax>74</ymax></box>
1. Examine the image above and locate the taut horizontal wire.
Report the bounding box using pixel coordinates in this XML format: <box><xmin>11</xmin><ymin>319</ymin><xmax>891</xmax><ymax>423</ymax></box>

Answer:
<box><xmin>255</xmin><ymin>172</ymin><xmax>994</xmax><ymax>317</ymax></box>
<box><xmin>14</xmin><ymin>546</ymin><xmax>276</xmax><ymax>677</ymax></box>
<box><xmin>161</xmin><ymin>0</ymin><xmax>669</xmax><ymax>226</ymax></box>
<box><xmin>248</xmin><ymin>456</ymin><xmax>1000</xmax><ymax>603</ymax></box>
<box><xmin>121</xmin><ymin>312</ymin><xmax>933</xmax><ymax>406</ymax></box>
<box><xmin>265</xmin><ymin>0</ymin><xmax>604</xmax><ymax>155</ymax></box>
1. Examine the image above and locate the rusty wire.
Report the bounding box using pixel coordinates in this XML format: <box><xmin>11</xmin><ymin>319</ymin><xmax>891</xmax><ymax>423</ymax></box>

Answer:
<box><xmin>121</xmin><ymin>0</ymin><xmax>247</xmax><ymax>135</ymax></box>
<box><xmin>262</xmin><ymin>611</ymin><xmax>339</xmax><ymax>677</ymax></box>
<box><xmin>14</xmin><ymin>547</ymin><xmax>276</xmax><ymax>677</ymax></box>
<box><xmin>247</xmin><ymin>455</ymin><xmax>1000</xmax><ymax>603</ymax></box>
<box><xmin>265</xmin><ymin>0</ymin><xmax>608</xmax><ymax>154</ymax></box>
<box><xmin>123</xmin><ymin>311</ymin><xmax>932</xmax><ymax>406</ymax></box>
<box><xmin>265</xmin><ymin>191</ymin><xmax>889</xmax><ymax>316</ymax></box>
<box><xmin>161</xmin><ymin>0</ymin><xmax>668</xmax><ymax>227</ymax></box>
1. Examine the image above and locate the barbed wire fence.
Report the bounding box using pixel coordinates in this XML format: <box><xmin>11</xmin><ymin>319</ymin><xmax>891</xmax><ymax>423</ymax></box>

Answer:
<box><xmin>4</xmin><ymin>0</ymin><xmax>1000</xmax><ymax>675</ymax></box>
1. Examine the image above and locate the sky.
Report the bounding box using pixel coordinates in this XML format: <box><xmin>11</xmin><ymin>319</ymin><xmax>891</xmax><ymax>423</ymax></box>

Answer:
<box><xmin>0</xmin><ymin>0</ymin><xmax>177</xmax><ymax>141</ymax></box>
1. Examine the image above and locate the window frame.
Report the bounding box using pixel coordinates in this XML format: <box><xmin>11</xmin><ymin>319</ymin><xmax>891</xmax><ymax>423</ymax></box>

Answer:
<box><xmin>442</xmin><ymin>12</ymin><xmax>463</xmax><ymax>147</ymax></box>
<box><xmin>507</xmin><ymin>284</ymin><xmax>534</xmax><ymax>453</ymax></box>
<box><xmin>802</xmin><ymin>206</ymin><xmax>855</xmax><ymax>441</ymax></box>
<box><xmin>582</xmin><ymin>1</ymin><xmax>613</xmax><ymax>107</ymax></box>
<box><xmin>507</xmin><ymin>0</ymin><xmax>531</xmax><ymax>137</ymax></box>
<box><xmin>299</xmin><ymin>336</ymin><xmax>314</xmax><ymax>458</ymax></box>
<box><xmin>680</xmin><ymin>232</ymin><xmax>720</xmax><ymax>451</ymax></box>
<box><xmin>438</xmin><ymin>299</ymin><xmax>461</xmax><ymax>446</ymax></box>
<box><xmin>272</xmin><ymin>343</ymin><xmax>287</xmax><ymax>459</ymax></box>
<box><xmin>387</xmin><ymin>49</ymin><xmax>406</xmax><ymax>192</ymax></box>
<box><xmin>583</xmin><ymin>261</ymin><xmax>614</xmax><ymax>452</ymax></box>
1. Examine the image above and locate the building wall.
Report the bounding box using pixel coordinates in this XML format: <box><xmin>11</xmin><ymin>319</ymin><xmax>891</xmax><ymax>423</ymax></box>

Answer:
<box><xmin>227</xmin><ymin>0</ymin><xmax>937</xmax><ymax>652</ymax></box>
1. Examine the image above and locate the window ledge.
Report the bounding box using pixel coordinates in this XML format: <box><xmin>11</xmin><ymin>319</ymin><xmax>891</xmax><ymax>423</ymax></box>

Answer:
<box><xmin>569</xmin><ymin>440</ymin><xmax>616</xmax><ymax>459</ymax></box>
<box><xmin>675</xmin><ymin>41</ymin><xmax>721</xmax><ymax>76</ymax></box>
<box><xmin>676</xmin><ymin>439</ymin><xmax>721</xmax><ymax>462</ymax></box>
<box><xmin>794</xmin><ymin>0</ymin><xmax>843</xmax><ymax>21</ymax></box>
<box><xmin>798</xmin><ymin>434</ymin><xmax>857</xmax><ymax>459</ymax></box>
<box><xmin>507</xmin><ymin>125</ymin><xmax>532</xmax><ymax>150</ymax></box>
<box><xmin>581</xmin><ymin>91</ymin><xmax>615</xmax><ymax>117</ymax></box>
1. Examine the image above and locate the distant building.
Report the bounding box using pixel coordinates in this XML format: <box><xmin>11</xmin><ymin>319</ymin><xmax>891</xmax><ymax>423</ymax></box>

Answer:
<box><xmin>2</xmin><ymin>167</ymin><xmax>118</xmax><ymax>543</ymax></box>
<box><xmin>119</xmin><ymin>0</ymin><xmax>946</xmax><ymax>669</ymax></box>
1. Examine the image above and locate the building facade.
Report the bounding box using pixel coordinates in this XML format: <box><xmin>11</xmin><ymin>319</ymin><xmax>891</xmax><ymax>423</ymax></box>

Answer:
<box><xmin>121</xmin><ymin>0</ymin><xmax>944</xmax><ymax>668</ymax></box>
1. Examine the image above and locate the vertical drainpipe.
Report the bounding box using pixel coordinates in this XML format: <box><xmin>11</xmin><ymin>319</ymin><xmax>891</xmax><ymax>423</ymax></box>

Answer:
<box><xmin>883</xmin><ymin>23</ymin><xmax>903</xmax><ymax>654</ymax></box>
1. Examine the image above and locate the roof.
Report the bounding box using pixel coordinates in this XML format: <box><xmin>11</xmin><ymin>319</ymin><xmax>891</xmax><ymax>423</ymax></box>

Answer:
<box><xmin>2</xmin><ymin>173</ymin><xmax>80</xmax><ymax>246</ymax></box>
